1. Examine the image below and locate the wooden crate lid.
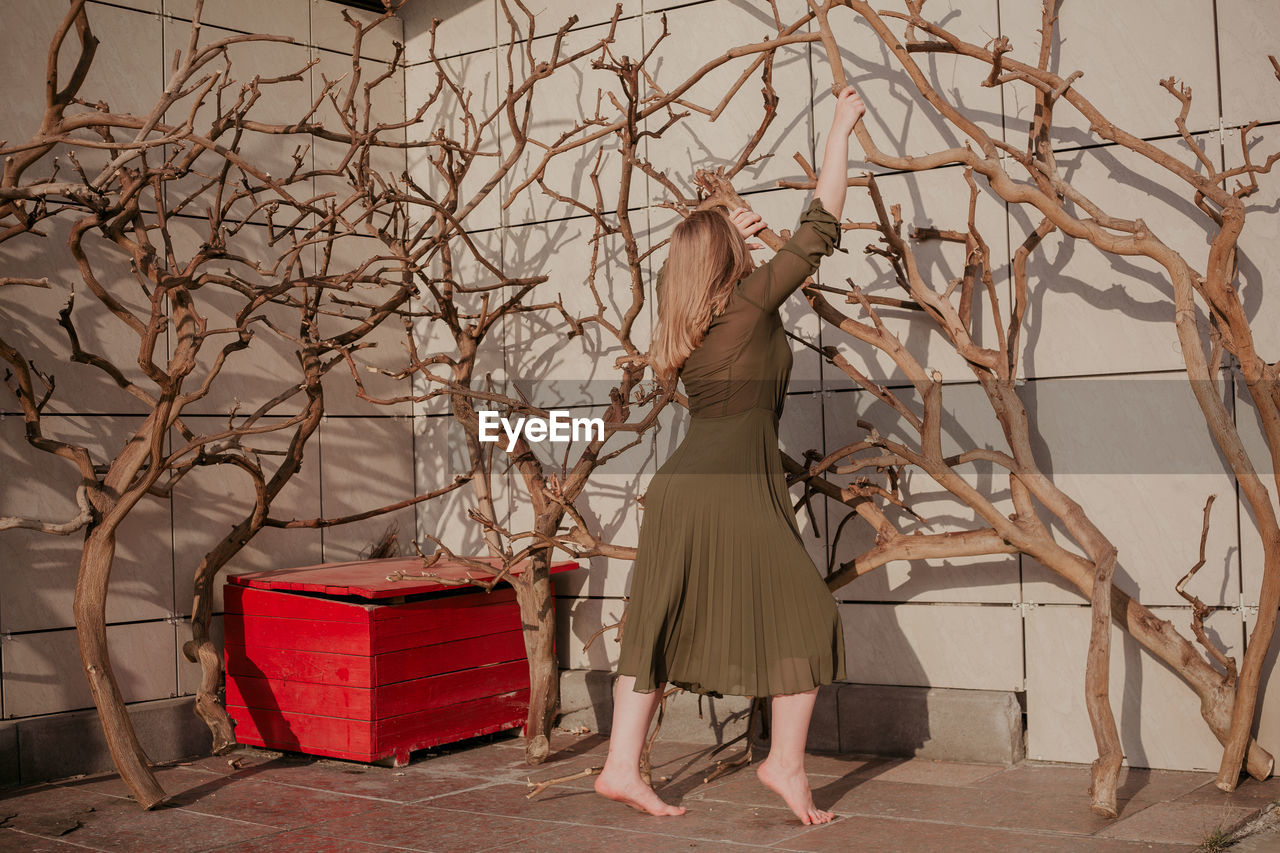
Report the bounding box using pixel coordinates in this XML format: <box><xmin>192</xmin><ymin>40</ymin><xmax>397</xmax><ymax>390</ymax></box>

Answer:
<box><xmin>228</xmin><ymin>556</ymin><xmax>580</xmax><ymax>599</ymax></box>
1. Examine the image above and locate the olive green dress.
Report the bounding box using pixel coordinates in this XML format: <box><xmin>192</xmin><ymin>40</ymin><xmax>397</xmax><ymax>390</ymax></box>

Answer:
<box><xmin>617</xmin><ymin>198</ymin><xmax>848</xmax><ymax>698</ymax></box>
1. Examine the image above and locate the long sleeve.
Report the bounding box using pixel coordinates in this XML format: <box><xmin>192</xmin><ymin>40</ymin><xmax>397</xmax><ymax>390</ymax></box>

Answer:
<box><xmin>735</xmin><ymin>198</ymin><xmax>843</xmax><ymax>313</ymax></box>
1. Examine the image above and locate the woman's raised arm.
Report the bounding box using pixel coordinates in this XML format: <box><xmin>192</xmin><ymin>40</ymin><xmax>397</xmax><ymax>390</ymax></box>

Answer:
<box><xmin>813</xmin><ymin>85</ymin><xmax>865</xmax><ymax>221</ymax></box>
<box><xmin>729</xmin><ymin>86</ymin><xmax>867</xmax><ymax>314</ymax></box>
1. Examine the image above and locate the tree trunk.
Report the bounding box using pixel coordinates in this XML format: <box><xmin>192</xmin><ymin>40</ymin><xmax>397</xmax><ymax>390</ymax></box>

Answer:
<box><xmin>184</xmin><ymin>542</ymin><xmax>236</xmax><ymax>754</ymax></box>
<box><xmin>1216</xmin><ymin>543</ymin><xmax>1280</xmax><ymax>789</ymax></box>
<box><xmin>74</xmin><ymin>524</ymin><xmax>167</xmax><ymax>809</ymax></box>
<box><xmin>1086</xmin><ymin>547</ymin><xmax>1123</xmax><ymax>817</ymax></box>
<box><xmin>517</xmin><ymin>546</ymin><xmax>560</xmax><ymax>765</ymax></box>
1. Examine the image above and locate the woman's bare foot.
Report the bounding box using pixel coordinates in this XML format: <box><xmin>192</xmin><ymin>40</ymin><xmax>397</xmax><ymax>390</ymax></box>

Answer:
<box><xmin>756</xmin><ymin>758</ymin><xmax>834</xmax><ymax>825</ymax></box>
<box><xmin>594</xmin><ymin>767</ymin><xmax>686</xmax><ymax>816</ymax></box>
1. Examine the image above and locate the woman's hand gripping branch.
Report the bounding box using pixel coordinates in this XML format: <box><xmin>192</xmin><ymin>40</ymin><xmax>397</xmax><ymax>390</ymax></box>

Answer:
<box><xmin>730</xmin><ymin>205</ymin><xmax>768</xmax><ymax>250</ymax></box>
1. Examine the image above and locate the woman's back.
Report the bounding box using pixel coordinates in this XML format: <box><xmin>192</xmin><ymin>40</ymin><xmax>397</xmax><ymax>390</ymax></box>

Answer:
<box><xmin>677</xmin><ymin>198</ymin><xmax>842</xmax><ymax>420</ymax></box>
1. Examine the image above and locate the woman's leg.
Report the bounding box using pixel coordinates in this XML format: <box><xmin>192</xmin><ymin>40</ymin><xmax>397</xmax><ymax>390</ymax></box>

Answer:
<box><xmin>756</xmin><ymin>688</ymin><xmax>835</xmax><ymax>825</ymax></box>
<box><xmin>593</xmin><ymin>674</ymin><xmax>686</xmax><ymax>816</ymax></box>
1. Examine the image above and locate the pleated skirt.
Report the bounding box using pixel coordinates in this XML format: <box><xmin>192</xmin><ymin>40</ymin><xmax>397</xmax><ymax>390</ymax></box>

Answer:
<box><xmin>616</xmin><ymin>406</ymin><xmax>847</xmax><ymax>698</ymax></box>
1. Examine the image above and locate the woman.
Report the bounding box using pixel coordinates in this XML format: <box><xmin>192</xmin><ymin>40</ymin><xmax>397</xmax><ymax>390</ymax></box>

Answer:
<box><xmin>594</xmin><ymin>85</ymin><xmax>867</xmax><ymax>825</ymax></box>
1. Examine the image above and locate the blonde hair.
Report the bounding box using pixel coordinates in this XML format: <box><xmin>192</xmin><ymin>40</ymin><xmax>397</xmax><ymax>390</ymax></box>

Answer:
<box><xmin>650</xmin><ymin>208</ymin><xmax>753</xmax><ymax>386</ymax></box>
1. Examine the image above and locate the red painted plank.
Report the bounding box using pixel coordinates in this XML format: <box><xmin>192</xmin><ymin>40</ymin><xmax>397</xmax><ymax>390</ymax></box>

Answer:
<box><xmin>224</xmin><ymin>643</ymin><xmax>372</xmax><ymax>687</ymax></box>
<box><xmin>225</xmin><ymin>613</ymin><xmax>371</xmax><ymax>655</ymax></box>
<box><xmin>229</xmin><ymin>556</ymin><xmax>578</xmax><ymax>599</ymax></box>
<box><xmin>225</xmin><ymin>598</ymin><xmax>525</xmax><ymax>656</ymax></box>
<box><xmin>225</xmin><ymin>584</ymin><xmax>520</xmax><ymax>634</ymax></box>
<box><xmin>225</xmin><ymin>584</ymin><xmax>373</xmax><ymax>624</ymax></box>
<box><xmin>225</xmin><ymin>628</ymin><xmax>528</xmax><ymax>688</ymax></box>
<box><xmin>374</xmin><ymin>691</ymin><xmax>530</xmax><ymax>751</ymax></box>
<box><xmin>377</xmin><ymin>660</ymin><xmax>529</xmax><ymax>718</ymax></box>
<box><xmin>368</xmin><ymin>600</ymin><xmax>523</xmax><ymax>652</ymax></box>
<box><xmin>228</xmin><ymin>691</ymin><xmax>531</xmax><ymax>763</ymax></box>
<box><xmin>227</xmin><ymin>705</ymin><xmax>373</xmax><ymax>755</ymax></box>
<box><xmin>372</xmin><ymin>630</ymin><xmax>528</xmax><ymax>685</ymax></box>
<box><xmin>227</xmin><ymin>659</ymin><xmax>530</xmax><ymax>721</ymax></box>
<box><xmin>226</xmin><ymin>675</ymin><xmax>369</xmax><ymax>719</ymax></box>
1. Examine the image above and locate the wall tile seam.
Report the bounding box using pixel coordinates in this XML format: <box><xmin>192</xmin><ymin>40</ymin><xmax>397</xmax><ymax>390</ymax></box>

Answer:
<box><xmin>148</xmin><ymin>8</ymin><xmax>404</xmax><ymax>65</ymax></box>
<box><xmin>816</xmin><ymin>367</ymin><xmax>1216</xmax><ymax>393</ymax></box>
<box><xmin>85</xmin><ymin>0</ymin><xmax>161</xmax><ymax>16</ymax></box>
<box><xmin>1</xmin><ymin>617</ymin><xmax>185</xmax><ymax>638</ymax></box>
<box><xmin>402</xmin><ymin>13</ymin><xmax>654</xmax><ymax>67</ymax></box>
<box><xmin>2</xmin><ymin>693</ymin><xmax>200</xmax><ymax>723</ymax></box>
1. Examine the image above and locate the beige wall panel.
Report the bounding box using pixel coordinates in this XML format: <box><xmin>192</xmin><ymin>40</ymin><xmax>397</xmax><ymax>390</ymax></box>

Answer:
<box><xmin>161</xmin><ymin>19</ymin><xmax>315</xmax><ymax>225</ymax></box>
<box><xmin>506</xmin><ymin>0</ymin><xmax>642</xmax><ymax>36</ymax></box>
<box><xmin>645</xmin><ymin>0</ymin><xmax>811</xmax><ymax>18</ymax></box>
<box><xmin>0</xmin><ymin>3</ymin><xmax>163</xmax><ymax>179</ymax></box>
<box><xmin>405</xmin><ymin>51</ymin><xmax>505</xmax><ymax>231</ymax></box>
<box><xmin>0</xmin><ymin>219</ymin><xmax>160</xmax><ymax>414</ymax></box>
<box><xmin>103</xmin><ymin>0</ymin><xmax>161</xmax><ymax>11</ymax></box>
<box><xmin>170</xmin><ymin>415</ymin><xmax>323</xmax><ymax>614</ymax></box>
<box><xmin>1020</xmin><ymin>373</ymin><xmax>1240</xmax><ymax>608</ymax></box>
<box><xmin>838</xmin><ymin>601</ymin><xmax>1024</xmax><ymax>691</ymax></box>
<box><xmin>504</xmin><ymin>214</ymin><xmax>648</xmax><ymax>407</ymax></box>
<box><xmin>823</xmin><ymin>1</ymin><xmax>1003</xmax><ymax>164</ymax></box>
<box><xmin>408</xmin><ymin>226</ymin><xmax>509</xmax><ymax>416</ymax></box>
<box><xmin>821</xmin><ymin>382</ymin><xmax>1022</xmax><ymax>604</ymax></box>
<box><xmin>1010</xmin><ymin>135</ymin><xmax>1221</xmax><ymax>379</ymax></box>
<box><xmin>0</xmin><ymin>416</ymin><xmax>175</xmax><ymax>633</ymax></box>
<box><xmin>165</xmin><ymin>0</ymin><xmax>306</xmax><ymax>34</ymax></box>
<box><xmin>501</xmin><ymin>19</ymin><xmax>646</xmax><ymax>226</ymax></box>
<box><xmin>1215</xmin><ymin>0</ymin><xmax>1280</xmax><ymax>126</ymax></box>
<box><xmin>821</xmin><ymin>162</ymin><xmax>1009</xmax><ymax>387</ymax></box>
<box><xmin>412</xmin><ymin>411</ymin><xmax>509</xmax><ymax>554</ymax></box>
<box><xmin>311</xmin><ymin>0</ymin><xmax>405</xmax><ymax>62</ymax></box>
<box><xmin>163</xmin><ymin>219</ymin><xmax>319</xmax><ymax>417</ymax></box>
<box><xmin>2</xmin><ymin>621</ymin><xmax>177</xmax><ymax>718</ymax></box>
<box><xmin>316</xmin><ymin>233</ymin><xmax>416</xmax><ymax>417</ymax></box>
<box><xmin>1001</xmin><ymin>0</ymin><xmax>1218</xmax><ymax>144</ymax></box>
<box><xmin>1025</xmin><ymin>604</ymin><xmax>1245</xmax><ymax>771</ymax></box>
<box><xmin>311</xmin><ymin>51</ymin><xmax>409</xmax><ymax>212</ymax></box>
<box><xmin>640</xmin><ymin>3</ymin><xmax>813</xmax><ymax>197</ymax></box>
<box><xmin>318</xmin><ymin>415</ymin><xmax>417</xmax><ymax>562</ymax></box>
<box><xmin>556</xmin><ymin>595</ymin><xmax>627</xmax><ymax>670</ymax></box>
<box><xmin>402</xmin><ymin>0</ymin><xmax>497</xmax><ymax>60</ymax></box>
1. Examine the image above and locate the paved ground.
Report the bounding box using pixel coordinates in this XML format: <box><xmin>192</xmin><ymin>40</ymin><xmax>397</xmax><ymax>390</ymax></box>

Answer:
<box><xmin>2</xmin><ymin>731</ymin><xmax>1279</xmax><ymax>851</ymax></box>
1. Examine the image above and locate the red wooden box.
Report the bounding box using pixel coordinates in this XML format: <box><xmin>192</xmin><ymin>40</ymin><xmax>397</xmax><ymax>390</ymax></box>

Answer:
<box><xmin>223</xmin><ymin>556</ymin><xmax>578</xmax><ymax>765</ymax></box>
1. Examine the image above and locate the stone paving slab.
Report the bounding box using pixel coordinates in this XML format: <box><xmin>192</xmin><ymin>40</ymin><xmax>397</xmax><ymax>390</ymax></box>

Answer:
<box><xmin>0</xmin><ymin>731</ymin><xmax>1274</xmax><ymax>851</ymax></box>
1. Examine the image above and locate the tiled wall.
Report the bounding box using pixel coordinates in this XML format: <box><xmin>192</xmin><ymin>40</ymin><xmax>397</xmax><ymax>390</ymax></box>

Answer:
<box><xmin>401</xmin><ymin>0</ymin><xmax>1280</xmax><ymax>772</ymax></box>
<box><xmin>2</xmin><ymin>0</ymin><xmax>1277</xmax><ymax>774</ymax></box>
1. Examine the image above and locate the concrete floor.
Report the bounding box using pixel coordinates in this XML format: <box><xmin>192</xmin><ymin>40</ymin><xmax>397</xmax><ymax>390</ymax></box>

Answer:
<box><xmin>2</xmin><ymin>731</ymin><xmax>1279</xmax><ymax>851</ymax></box>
